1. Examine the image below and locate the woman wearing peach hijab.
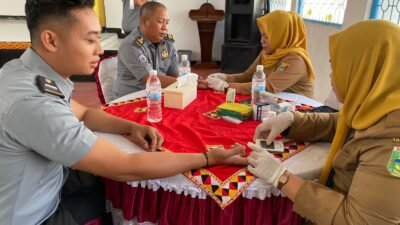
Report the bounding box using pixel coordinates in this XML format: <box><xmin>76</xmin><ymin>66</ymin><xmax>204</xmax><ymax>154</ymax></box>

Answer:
<box><xmin>248</xmin><ymin>20</ymin><xmax>400</xmax><ymax>224</ymax></box>
<box><xmin>206</xmin><ymin>10</ymin><xmax>315</xmax><ymax>99</ymax></box>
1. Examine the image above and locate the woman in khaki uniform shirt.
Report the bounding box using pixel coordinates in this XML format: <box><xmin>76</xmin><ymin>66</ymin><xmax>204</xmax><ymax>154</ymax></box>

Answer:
<box><xmin>247</xmin><ymin>20</ymin><xmax>400</xmax><ymax>224</ymax></box>
<box><xmin>206</xmin><ymin>11</ymin><xmax>315</xmax><ymax>99</ymax></box>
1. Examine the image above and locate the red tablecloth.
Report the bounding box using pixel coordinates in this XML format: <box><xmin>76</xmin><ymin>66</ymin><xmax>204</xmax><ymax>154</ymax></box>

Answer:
<box><xmin>103</xmin><ymin>90</ymin><xmax>309</xmax><ymax>209</ymax></box>
<box><xmin>102</xmin><ymin>89</ymin><xmax>307</xmax><ymax>225</ymax></box>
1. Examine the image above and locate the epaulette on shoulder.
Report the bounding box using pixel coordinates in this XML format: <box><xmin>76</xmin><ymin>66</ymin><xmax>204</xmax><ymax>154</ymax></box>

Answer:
<box><xmin>164</xmin><ymin>33</ymin><xmax>175</xmax><ymax>42</ymax></box>
<box><xmin>134</xmin><ymin>36</ymin><xmax>145</xmax><ymax>47</ymax></box>
<box><xmin>36</xmin><ymin>75</ymin><xmax>65</xmax><ymax>98</ymax></box>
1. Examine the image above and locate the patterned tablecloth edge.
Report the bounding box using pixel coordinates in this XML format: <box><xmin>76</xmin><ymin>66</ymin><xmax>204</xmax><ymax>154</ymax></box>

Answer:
<box><xmin>125</xmin><ymin>177</ymin><xmax>283</xmax><ymax>200</ymax></box>
<box><xmin>0</xmin><ymin>42</ymin><xmax>31</xmax><ymax>50</ymax></box>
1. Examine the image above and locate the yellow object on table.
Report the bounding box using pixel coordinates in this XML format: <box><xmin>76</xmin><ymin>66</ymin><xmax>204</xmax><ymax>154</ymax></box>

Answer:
<box><xmin>217</xmin><ymin>103</ymin><xmax>253</xmax><ymax>121</ymax></box>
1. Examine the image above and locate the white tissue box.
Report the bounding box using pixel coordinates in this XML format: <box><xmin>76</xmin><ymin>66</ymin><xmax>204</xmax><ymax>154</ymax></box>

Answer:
<box><xmin>164</xmin><ymin>82</ymin><xmax>197</xmax><ymax>109</ymax></box>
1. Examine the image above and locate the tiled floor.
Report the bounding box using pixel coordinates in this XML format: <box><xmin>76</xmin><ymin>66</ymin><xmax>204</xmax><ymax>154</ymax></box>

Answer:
<box><xmin>71</xmin><ymin>67</ymin><xmax>221</xmax><ymax>109</ymax></box>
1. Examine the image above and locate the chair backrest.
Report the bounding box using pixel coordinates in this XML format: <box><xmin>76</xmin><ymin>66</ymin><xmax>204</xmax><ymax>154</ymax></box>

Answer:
<box><xmin>94</xmin><ymin>55</ymin><xmax>117</xmax><ymax>104</ymax></box>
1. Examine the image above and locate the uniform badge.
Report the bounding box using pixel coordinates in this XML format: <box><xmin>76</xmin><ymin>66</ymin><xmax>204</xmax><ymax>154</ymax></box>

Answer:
<box><xmin>277</xmin><ymin>63</ymin><xmax>289</xmax><ymax>72</ymax></box>
<box><xmin>135</xmin><ymin>36</ymin><xmax>144</xmax><ymax>47</ymax></box>
<box><xmin>387</xmin><ymin>146</ymin><xmax>400</xmax><ymax>177</ymax></box>
<box><xmin>36</xmin><ymin>75</ymin><xmax>65</xmax><ymax>98</ymax></box>
<box><xmin>138</xmin><ymin>54</ymin><xmax>147</xmax><ymax>64</ymax></box>
<box><xmin>164</xmin><ymin>33</ymin><xmax>175</xmax><ymax>42</ymax></box>
<box><xmin>161</xmin><ymin>50</ymin><xmax>169</xmax><ymax>60</ymax></box>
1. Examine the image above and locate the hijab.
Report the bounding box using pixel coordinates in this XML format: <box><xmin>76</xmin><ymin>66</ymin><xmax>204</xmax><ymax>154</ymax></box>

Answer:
<box><xmin>257</xmin><ymin>10</ymin><xmax>315</xmax><ymax>79</ymax></box>
<box><xmin>320</xmin><ymin>20</ymin><xmax>400</xmax><ymax>184</ymax></box>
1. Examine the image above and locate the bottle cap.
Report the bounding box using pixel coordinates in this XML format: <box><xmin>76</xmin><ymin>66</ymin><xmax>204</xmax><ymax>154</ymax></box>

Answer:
<box><xmin>149</xmin><ymin>70</ymin><xmax>157</xmax><ymax>76</ymax></box>
<box><xmin>181</xmin><ymin>54</ymin><xmax>188</xmax><ymax>61</ymax></box>
<box><xmin>256</xmin><ymin>65</ymin><xmax>264</xmax><ymax>71</ymax></box>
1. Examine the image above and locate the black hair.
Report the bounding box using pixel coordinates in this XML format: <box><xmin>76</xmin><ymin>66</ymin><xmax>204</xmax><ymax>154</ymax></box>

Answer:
<box><xmin>25</xmin><ymin>0</ymin><xmax>95</xmax><ymax>42</ymax></box>
<box><xmin>140</xmin><ymin>1</ymin><xmax>166</xmax><ymax>19</ymax></box>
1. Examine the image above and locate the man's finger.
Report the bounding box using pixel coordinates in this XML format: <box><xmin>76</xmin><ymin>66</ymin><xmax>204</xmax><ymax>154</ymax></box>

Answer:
<box><xmin>136</xmin><ymin>136</ymin><xmax>150</xmax><ymax>151</ymax></box>
<box><xmin>230</xmin><ymin>155</ymin><xmax>248</xmax><ymax>165</ymax></box>
<box><xmin>226</xmin><ymin>144</ymin><xmax>245</xmax><ymax>156</ymax></box>
<box><xmin>147</xmin><ymin>131</ymin><xmax>158</xmax><ymax>151</ymax></box>
<box><xmin>156</xmin><ymin>132</ymin><xmax>164</xmax><ymax>148</ymax></box>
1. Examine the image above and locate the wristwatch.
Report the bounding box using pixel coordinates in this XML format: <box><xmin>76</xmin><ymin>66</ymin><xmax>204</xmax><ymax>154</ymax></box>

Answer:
<box><xmin>277</xmin><ymin>170</ymin><xmax>291</xmax><ymax>190</ymax></box>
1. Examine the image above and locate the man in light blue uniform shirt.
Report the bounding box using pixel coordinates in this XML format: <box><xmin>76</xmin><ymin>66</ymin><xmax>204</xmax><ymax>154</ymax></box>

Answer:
<box><xmin>0</xmin><ymin>2</ymin><xmax>247</xmax><ymax>224</ymax></box>
<box><xmin>0</xmin><ymin>47</ymin><xmax>96</xmax><ymax>225</ymax></box>
<box><xmin>111</xmin><ymin>1</ymin><xmax>179</xmax><ymax>101</ymax></box>
<box><xmin>121</xmin><ymin>0</ymin><xmax>148</xmax><ymax>36</ymax></box>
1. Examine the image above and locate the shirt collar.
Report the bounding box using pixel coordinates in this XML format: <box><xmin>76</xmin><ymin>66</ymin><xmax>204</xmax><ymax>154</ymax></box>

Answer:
<box><xmin>20</xmin><ymin>48</ymin><xmax>74</xmax><ymax>100</ymax></box>
<box><xmin>137</xmin><ymin>27</ymin><xmax>165</xmax><ymax>48</ymax></box>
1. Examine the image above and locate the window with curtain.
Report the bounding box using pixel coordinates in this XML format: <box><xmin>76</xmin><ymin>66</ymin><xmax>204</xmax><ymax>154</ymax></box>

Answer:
<box><xmin>270</xmin><ymin>0</ymin><xmax>292</xmax><ymax>12</ymax></box>
<box><xmin>297</xmin><ymin>0</ymin><xmax>347</xmax><ymax>26</ymax></box>
<box><xmin>370</xmin><ymin>0</ymin><xmax>400</xmax><ymax>25</ymax></box>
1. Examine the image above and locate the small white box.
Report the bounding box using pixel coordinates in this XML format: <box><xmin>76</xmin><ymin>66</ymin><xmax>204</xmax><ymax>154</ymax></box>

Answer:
<box><xmin>164</xmin><ymin>82</ymin><xmax>197</xmax><ymax>109</ymax></box>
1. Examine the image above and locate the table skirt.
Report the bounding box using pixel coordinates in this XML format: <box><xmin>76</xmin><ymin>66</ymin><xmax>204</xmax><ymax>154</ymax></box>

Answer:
<box><xmin>105</xmin><ymin>180</ymin><xmax>303</xmax><ymax>225</ymax></box>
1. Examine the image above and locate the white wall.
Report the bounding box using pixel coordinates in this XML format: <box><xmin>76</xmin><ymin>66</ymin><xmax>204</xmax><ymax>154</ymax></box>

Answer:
<box><xmin>159</xmin><ymin>0</ymin><xmax>225</xmax><ymax>63</ymax></box>
<box><xmin>0</xmin><ymin>20</ymin><xmax>29</xmax><ymax>42</ymax></box>
<box><xmin>0</xmin><ymin>0</ymin><xmax>25</xmax><ymax>16</ymax></box>
<box><xmin>104</xmin><ymin>0</ymin><xmax>122</xmax><ymax>29</ymax></box>
<box><xmin>302</xmin><ymin>0</ymin><xmax>372</xmax><ymax>102</ymax></box>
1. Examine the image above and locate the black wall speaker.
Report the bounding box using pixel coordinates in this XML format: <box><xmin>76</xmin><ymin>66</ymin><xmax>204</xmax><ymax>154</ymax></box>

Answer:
<box><xmin>221</xmin><ymin>0</ymin><xmax>269</xmax><ymax>73</ymax></box>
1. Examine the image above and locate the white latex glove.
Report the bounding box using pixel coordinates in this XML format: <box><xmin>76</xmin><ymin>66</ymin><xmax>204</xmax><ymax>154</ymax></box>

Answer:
<box><xmin>247</xmin><ymin>142</ymin><xmax>286</xmax><ymax>187</ymax></box>
<box><xmin>208</xmin><ymin>72</ymin><xmax>227</xmax><ymax>81</ymax></box>
<box><xmin>206</xmin><ymin>77</ymin><xmax>227</xmax><ymax>92</ymax></box>
<box><xmin>253</xmin><ymin>111</ymin><xmax>294</xmax><ymax>144</ymax></box>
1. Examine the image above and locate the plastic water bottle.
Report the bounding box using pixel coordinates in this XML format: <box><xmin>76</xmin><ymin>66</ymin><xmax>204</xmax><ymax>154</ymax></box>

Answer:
<box><xmin>146</xmin><ymin>70</ymin><xmax>162</xmax><ymax>122</ymax></box>
<box><xmin>251</xmin><ymin>65</ymin><xmax>266</xmax><ymax>104</ymax></box>
<box><xmin>179</xmin><ymin>54</ymin><xmax>191</xmax><ymax>76</ymax></box>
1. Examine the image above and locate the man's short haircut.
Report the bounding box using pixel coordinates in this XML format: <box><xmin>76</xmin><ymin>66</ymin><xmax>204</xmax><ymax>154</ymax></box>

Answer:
<box><xmin>25</xmin><ymin>0</ymin><xmax>95</xmax><ymax>42</ymax></box>
<box><xmin>140</xmin><ymin>1</ymin><xmax>166</xmax><ymax>19</ymax></box>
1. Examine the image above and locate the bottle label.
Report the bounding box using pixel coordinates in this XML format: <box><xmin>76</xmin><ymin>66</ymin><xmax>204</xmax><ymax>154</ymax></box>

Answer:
<box><xmin>148</xmin><ymin>92</ymin><xmax>161</xmax><ymax>100</ymax></box>
<box><xmin>252</xmin><ymin>85</ymin><xmax>265</xmax><ymax>92</ymax></box>
<box><xmin>179</xmin><ymin>67</ymin><xmax>191</xmax><ymax>76</ymax></box>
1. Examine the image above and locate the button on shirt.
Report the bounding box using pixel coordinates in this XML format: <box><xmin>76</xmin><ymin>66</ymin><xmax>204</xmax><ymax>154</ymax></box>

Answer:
<box><xmin>110</xmin><ymin>27</ymin><xmax>179</xmax><ymax>100</ymax></box>
<box><xmin>0</xmin><ymin>49</ymin><xmax>97</xmax><ymax>225</ymax></box>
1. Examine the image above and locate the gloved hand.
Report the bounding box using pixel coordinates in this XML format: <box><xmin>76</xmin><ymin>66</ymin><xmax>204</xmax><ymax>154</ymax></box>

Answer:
<box><xmin>247</xmin><ymin>142</ymin><xmax>286</xmax><ymax>187</ymax></box>
<box><xmin>254</xmin><ymin>111</ymin><xmax>294</xmax><ymax>144</ymax></box>
<box><xmin>208</xmin><ymin>72</ymin><xmax>227</xmax><ymax>81</ymax></box>
<box><xmin>206</xmin><ymin>77</ymin><xmax>228</xmax><ymax>92</ymax></box>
